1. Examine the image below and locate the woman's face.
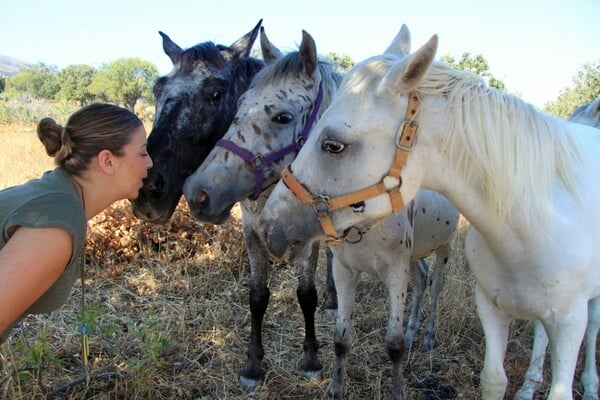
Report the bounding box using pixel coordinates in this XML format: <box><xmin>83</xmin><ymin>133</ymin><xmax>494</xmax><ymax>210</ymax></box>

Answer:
<box><xmin>114</xmin><ymin>126</ymin><xmax>153</xmax><ymax>200</ymax></box>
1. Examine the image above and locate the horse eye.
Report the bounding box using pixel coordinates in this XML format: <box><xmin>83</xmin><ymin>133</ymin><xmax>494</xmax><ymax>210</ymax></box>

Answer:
<box><xmin>211</xmin><ymin>91</ymin><xmax>223</xmax><ymax>103</ymax></box>
<box><xmin>322</xmin><ymin>139</ymin><xmax>345</xmax><ymax>154</ymax></box>
<box><xmin>272</xmin><ymin>113</ymin><xmax>293</xmax><ymax>124</ymax></box>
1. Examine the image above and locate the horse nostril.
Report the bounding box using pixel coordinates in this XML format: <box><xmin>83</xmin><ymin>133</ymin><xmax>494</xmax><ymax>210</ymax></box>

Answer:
<box><xmin>196</xmin><ymin>190</ymin><xmax>209</xmax><ymax>205</ymax></box>
<box><xmin>147</xmin><ymin>173</ymin><xmax>166</xmax><ymax>200</ymax></box>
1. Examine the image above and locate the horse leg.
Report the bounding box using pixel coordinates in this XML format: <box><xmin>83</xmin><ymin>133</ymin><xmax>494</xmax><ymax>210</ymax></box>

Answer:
<box><xmin>581</xmin><ymin>296</ymin><xmax>599</xmax><ymax>400</ymax></box>
<box><xmin>329</xmin><ymin>255</ymin><xmax>358</xmax><ymax>400</ymax></box>
<box><xmin>422</xmin><ymin>243</ymin><xmax>450</xmax><ymax>351</ymax></box>
<box><xmin>514</xmin><ymin>320</ymin><xmax>549</xmax><ymax>400</ymax></box>
<box><xmin>384</xmin><ymin>260</ymin><xmax>410</xmax><ymax>400</ymax></box>
<box><xmin>475</xmin><ymin>284</ymin><xmax>511</xmax><ymax>399</ymax></box>
<box><xmin>297</xmin><ymin>240</ymin><xmax>323</xmax><ymax>378</ymax></box>
<box><xmin>323</xmin><ymin>246</ymin><xmax>338</xmax><ymax>316</ymax></box>
<box><xmin>544</xmin><ymin>299</ymin><xmax>587</xmax><ymax>400</ymax></box>
<box><xmin>404</xmin><ymin>260</ymin><xmax>427</xmax><ymax>349</ymax></box>
<box><xmin>239</xmin><ymin>228</ymin><xmax>271</xmax><ymax>391</ymax></box>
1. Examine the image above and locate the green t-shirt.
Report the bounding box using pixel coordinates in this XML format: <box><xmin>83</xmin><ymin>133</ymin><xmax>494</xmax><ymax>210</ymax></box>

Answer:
<box><xmin>0</xmin><ymin>168</ymin><xmax>87</xmax><ymax>341</ymax></box>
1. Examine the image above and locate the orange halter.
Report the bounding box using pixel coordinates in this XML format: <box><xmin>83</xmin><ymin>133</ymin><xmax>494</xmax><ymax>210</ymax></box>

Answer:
<box><xmin>281</xmin><ymin>91</ymin><xmax>421</xmax><ymax>245</ymax></box>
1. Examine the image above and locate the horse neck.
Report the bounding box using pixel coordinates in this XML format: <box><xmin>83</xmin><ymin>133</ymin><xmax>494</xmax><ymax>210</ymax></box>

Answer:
<box><xmin>415</xmin><ymin>121</ymin><xmax>530</xmax><ymax>250</ymax></box>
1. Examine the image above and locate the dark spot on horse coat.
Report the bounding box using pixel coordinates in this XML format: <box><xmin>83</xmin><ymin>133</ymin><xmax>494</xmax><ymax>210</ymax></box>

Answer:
<box><xmin>253</xmin><ymin>124</ymin><xmax>262</xmax><ymax>136</ymax></box>
<box><xmin>422</xmin><ymin>207</ymin><xmax>426</xmax><ymax>214</ymax></box>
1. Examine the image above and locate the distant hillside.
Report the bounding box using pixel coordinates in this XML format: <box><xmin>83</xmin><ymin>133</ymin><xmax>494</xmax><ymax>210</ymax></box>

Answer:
<box><xmin>0</xmin><ymin>55</ymin><xmax>32</xmax><ymax>77</ymax></box>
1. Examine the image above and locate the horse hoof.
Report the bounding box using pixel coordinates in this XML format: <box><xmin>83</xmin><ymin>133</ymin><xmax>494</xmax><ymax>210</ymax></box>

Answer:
<box><xmin>582</xmin><ymin>393</ymin><xmax>599</xmax><ymax>400</ymax></box>
<box><xmin>422</xmin><ymin>339</ymin><xmax>434</xmax><ymax>352</ymax></box>
<box><xmin>328</xmin><ymin>386</ymin><xmax>344</xmax><ymax>399</ymax></box>
<box><xmin>239</xmin><ymin>375</ymin><xmax>261</xmax><ymax>392</ymax></box>
<box><xmin>323</xmin><ymin>308</ymin><xmax>337</xmax><ymax>319</ymax></box>
<box><xmin>300</xmin><ymin>368</ymin><xmax>323</xmax><ymax>381</ymax></box>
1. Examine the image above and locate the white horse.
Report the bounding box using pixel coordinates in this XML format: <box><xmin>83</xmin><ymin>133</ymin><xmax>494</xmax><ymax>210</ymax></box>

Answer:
<box><xmin>183</xmin><ymin>26</ymin><xmax>459</xmax><ymax>399</ymax></box>
<box><xmin>259</xmin><ymin>28</ymin><xmax>600</xmax><ymax>400</ymax></box>
<box><xmin>515</xmin><ymin>103</ymin><xmax>600</xmax><ymax>399</ymax></box>
<box><xmin>568</xmin><ymin>98</ymin><xmax>600</xmax><ymax>128</ymax></box>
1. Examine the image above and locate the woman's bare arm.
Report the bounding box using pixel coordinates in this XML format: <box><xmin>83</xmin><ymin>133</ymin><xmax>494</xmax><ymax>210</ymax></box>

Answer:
<box><xmin>0</xmin><ymin>226</ymin><xmax>72</xmax><ymax>335</ymax></box>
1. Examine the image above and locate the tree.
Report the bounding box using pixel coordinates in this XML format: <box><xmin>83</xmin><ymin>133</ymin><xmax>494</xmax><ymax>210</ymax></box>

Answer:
<box><xmin>326</xmin><ymin>52</ymin><xmax>354</xmax><ymax>73</ymax></box>
<box><xmin>0</xmin><ymin>76</ymin><xmax>5</xmax><ymax>93</ymax></box>
<box><xmin>57</xmin><ymin>64</ymin><xmax>96</xmax><ymax>106</ymax></box>
<box><xmin>89</xmin><ymin>58</ymin><xmax>158</xmax><ymax>110</ymax></box>
<box><xmin>6</xmin><ymin>62</ymin><xmax>59</xmax><ymax>99</ymax></box>
<box><xmin>441</xmin><ymin>52</ymin><xmax>506</xmax><ymax>91</ymax></box>
<box><xmin>544</xmin><ymin>61</ymin><xmax>600</xmax><ymax>118</ymax></box>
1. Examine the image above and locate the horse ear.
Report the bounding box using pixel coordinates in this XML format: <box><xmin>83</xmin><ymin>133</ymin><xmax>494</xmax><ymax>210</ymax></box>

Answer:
<box><xmin>230</xmin><ymin>19</ymin><xmax>263</xmax><ymax>58</ymax></box>
<box><xmin>299</xmin><ymin>30</ymin><xmax>318</xmax><ymax>78</ymax></box>
<box><xmin>377</xmin><ymin>34</ymin><xmax>438</xmax><ymax>96</ymax></box>
<box><xmin>384</xmin><ymin>24</ymin><xmax>411</xmax><ymax>58</ymax></box>
<box><xmin>159</xmin><ymin>31</ymin><xmax>183</xmax><ymax>65</ymax></box>
<box><xmin>260</xmin><ymin>27</ymin><xmax>283</xmax><ymax>65</ymax></box>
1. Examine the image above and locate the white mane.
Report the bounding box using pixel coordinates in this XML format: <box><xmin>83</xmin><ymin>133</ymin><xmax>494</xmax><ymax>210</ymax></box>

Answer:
<box><xmin>342</xmin><ymin>57</ymin><xmax>584</xmax><ymax>228</ymax></box>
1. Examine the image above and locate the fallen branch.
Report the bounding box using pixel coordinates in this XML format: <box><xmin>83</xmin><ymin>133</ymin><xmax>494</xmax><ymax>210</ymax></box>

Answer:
<box><xmin>46</xmin><ymin>371</ymin><xmax>130</xmax><ymax>399</ymax></box>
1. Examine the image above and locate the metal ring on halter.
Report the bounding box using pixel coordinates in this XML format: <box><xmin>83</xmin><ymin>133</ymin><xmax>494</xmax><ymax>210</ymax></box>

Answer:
<box><xmin>342</xmin><ymin>226</ymin><xmax>365</xmax><ymax>244</ymax></box>
<box><xmin>312</xmin><ymin>195</ymin><xmax>331</xmax><ymax>217</ymax></box>
<box><xmin>296</xmin><ymin>135</ymin><xmax>306</xmax><ymax>147</ymax></box>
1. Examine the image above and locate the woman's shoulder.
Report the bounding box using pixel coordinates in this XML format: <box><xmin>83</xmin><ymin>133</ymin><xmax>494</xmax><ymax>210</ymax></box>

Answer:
<box><xmin>1</xmin><ymin>169</ymin><xmax>86</xmax><ymax>240</ymax></box>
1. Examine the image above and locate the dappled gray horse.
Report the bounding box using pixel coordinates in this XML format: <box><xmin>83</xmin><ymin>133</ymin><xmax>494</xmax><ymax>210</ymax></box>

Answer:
<box><xmin>183</xmin><ymin>26</ymin><xmax>460</xmax><ymax>399</ymax></box>
<box><xmin>131</xmin><ymin>20</ymin><xmax>264</xmax><ymax>223</ymax></box>
<box><xmin>182</xmin><ymin>29</ymin><xmax>339</xmax><ymax>390</ymax></box>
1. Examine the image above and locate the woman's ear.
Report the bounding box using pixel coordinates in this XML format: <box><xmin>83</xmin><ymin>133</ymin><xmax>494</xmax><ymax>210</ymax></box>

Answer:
<box><xmin>97</xmin><ymin>149</ymin><xmax>115</xmax><ymax>174</ymax></box>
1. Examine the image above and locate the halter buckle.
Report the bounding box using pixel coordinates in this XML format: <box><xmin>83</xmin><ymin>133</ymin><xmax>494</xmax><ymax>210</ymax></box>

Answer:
<box><xmin>312</xmin><ymin>195</ymin><xmax>331</xmax><ymax>217</ymax></box>
<box><xmin>396</xmin><ymin>120</ymin><xmax>418</xmax><ymax>150</ymax></box>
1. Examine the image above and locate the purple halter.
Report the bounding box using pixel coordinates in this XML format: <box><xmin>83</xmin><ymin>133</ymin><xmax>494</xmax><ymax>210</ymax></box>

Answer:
<box><xmin>215</xmin><ymin>81</ymin><xmax>324</xmax><ymax>200</ymax></box>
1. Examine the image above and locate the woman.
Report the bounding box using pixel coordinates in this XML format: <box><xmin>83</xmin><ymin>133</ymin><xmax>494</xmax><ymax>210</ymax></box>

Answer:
<box><xmin>0</xmin><ymin>103</ymin><xmax>153</xmax><ymax>341</ymax></box>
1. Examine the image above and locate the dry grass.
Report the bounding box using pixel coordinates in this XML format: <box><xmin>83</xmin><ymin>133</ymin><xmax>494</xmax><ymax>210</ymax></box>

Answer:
<box><xmin>0</xmin><ymin>123</ymin><xmax>592</xmax><ymax>399</ymax></box>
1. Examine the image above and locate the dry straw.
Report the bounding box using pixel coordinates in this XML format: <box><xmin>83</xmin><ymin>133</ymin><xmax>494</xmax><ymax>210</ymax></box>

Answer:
<box><xmin>1</xmin><ymin>123</ymin><xmax>590</xmax><ymax>399</ymax></box>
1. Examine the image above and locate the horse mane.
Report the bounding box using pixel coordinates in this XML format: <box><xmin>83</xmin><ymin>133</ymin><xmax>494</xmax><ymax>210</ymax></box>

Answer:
<box><xmin>423</xmin><ymin>62</ymin><xmax>583</xmax><ymax>226</ymax></box>
<box><xmin>178</xmin><ymin>42</ymin><xmax>228</xmax><ymax>72</ymax></box>
<box><xmin>177</xmin><ymin>41</ymin><xmax>264</xmax><ymax>90</ymax></box>
<box><xmin>250</xmin><ymin>51</ymin><xmax>343</xmax><ymax>114</ymax></box>
<box><xmin>342</xmin><ymin>56</ymin><xmax>584</xmax><ymax>227</ymax></box>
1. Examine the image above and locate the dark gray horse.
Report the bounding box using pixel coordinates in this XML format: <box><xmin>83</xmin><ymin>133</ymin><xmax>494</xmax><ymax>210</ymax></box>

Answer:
<box><xmin>131</xmin><ymin>20</ymin><xmax>265</xmax><ymax>223</ymax></box>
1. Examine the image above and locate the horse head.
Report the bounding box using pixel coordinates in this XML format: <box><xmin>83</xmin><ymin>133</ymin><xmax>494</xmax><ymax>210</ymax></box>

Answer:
<box><xmin>259</xmin><ymin>26</ymin><xmax>438</xmax><ymax>260</ymax></box>
<box><xmin>182</xmin><ymin>29</ymin><xmax>340</xmax><ymax>224</ymax></box>
<box><xmin>130</xmin><ymin>20</ymin><xmax>264</xmax><ymax>224</ymax></box>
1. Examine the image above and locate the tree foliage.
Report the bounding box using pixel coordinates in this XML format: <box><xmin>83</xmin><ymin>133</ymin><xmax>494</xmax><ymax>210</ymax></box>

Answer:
<box><xmin>7</xmin><ymin>63</ymin><xmax>60</xmax><ymax>99</ymax></box>
<box><xmin>441</xmin><ymin>52</ymin><xmax>506</xmax><ymax>91</ymax></box>
<box><xmin>0</xmin><ymin>76</ymin><xmax>5</xmax><ymax>93</ymax></box>
<box><xmin>326</xmin><ymin>52</ymin><xmax>355</xmax><ymax>73</ymax></box>
<box><xmin>543</xmin><ymin>61</ymin><xmax>600</xmax><ymax>118</ymax></box>
<box><xmin>89</xmin><ymin>58</ymin><xmax>158</xmax><ymax>110</ymax></box>
<box><xmin>56</xmin><ymin>64</ymin><xmax>96</xmax><ymax>106</ymax></box>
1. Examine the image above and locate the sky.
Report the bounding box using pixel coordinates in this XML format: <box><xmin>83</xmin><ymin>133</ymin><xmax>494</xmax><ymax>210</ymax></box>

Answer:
<box><xmin>1</xmin><ymin>0</ymin><xmax>598</xmax><ymax>109</ymax></box>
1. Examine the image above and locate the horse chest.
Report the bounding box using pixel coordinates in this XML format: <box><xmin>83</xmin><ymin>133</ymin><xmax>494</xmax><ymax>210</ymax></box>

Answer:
<box><xmin>465</xmin><ymin>225</ymin><xmax>594</xmax><ymax>318</ymax></box>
